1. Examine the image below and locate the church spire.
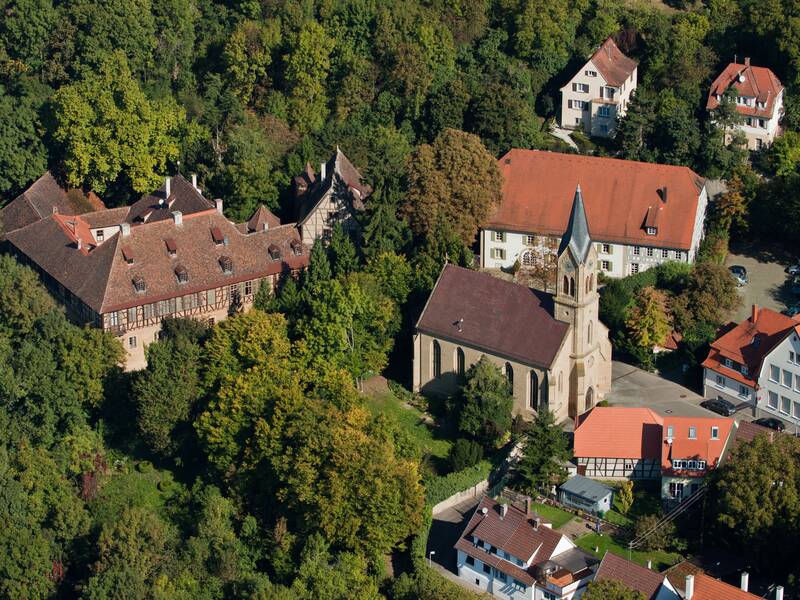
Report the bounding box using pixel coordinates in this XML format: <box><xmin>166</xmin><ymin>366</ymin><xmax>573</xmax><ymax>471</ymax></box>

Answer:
<box><xmin>558</xmin><ymin>184</ymin><xmax>592</xmax><ymax>264</ymax></box>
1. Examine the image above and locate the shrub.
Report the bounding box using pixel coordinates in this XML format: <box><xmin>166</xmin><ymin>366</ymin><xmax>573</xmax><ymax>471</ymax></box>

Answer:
<box><xmin>425</xmin><ymin>460</ymin><xmax>492</xmax><ymax>506</ymax></box>
<box><xmin>449</xmin><ymin>438</ymin><xmax>484</xmax><ymax>472</ymax></box>
<box><xmin>157</xmin><ymin>479</ymin><xmax>172</xmax><ymax>492</ymax></box>
<box><xmin>634</xmin><ymin>513</ymin><xmax>675</xmax><ymax>552</ymax></box>
<box><xmin>136</xmin><ymin>460</ymin><xmax>153</xmax><ymax>473</ymax></box>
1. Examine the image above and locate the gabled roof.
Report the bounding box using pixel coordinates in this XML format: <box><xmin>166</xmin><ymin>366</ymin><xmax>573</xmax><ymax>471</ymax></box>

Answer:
<box><xmin>661</xmin><ymin>416</ymin><xmax>735</xmax><ymax>475</ymax></box>
<box><xmin>559</xmin><ymin>475</ymin><xmax>613</xmax><ymax>502</ymax></box>
<box><xmin>558</xmin><ymin>185</ymin><xmax>592</xmax><ymax>264</ymax></box>
<box><xmin>1</xmin><ymin>171</ymin><xmax>105</xmax><ymax>235</ymax></box>
<box><xmin>588</xmin><ymin>37</ymin><xmax>638</xmax><ymax>87</ymax></box>
<box><xmin>489</xmin><ymin>150</ymin><xmax>705</xmax><ymax>250</ymax></box>
<box><xmin>574</xmin><ymin>407</ymin><xmax>664</xmax><ymax>460</ymax></box>
<box><xmin>707</xmin><ymin>60</ymin><xmax>783</xmax><ymax>118</ymax></box>
<box><xmin>702</xmin><ymin>306</ymin><xmax>800</xmax><ymax>387</ymax></box>
<box><xmin>732</xmin><ymin>420</ymin><xmax>778</xmax><ymax>447</ymax></box>
<box><xmin>416</xmin><ymin>265</ymin><xmax>569</xmax><ymax>369</ymax></box>
<box><xmin>594</xmin><ymin>552</ymin><xmax>669</xmax><ymax>600</ymax></box>
<box><xmin>691</xmin><ymin>573</ymin><xmax>761</xmax><ymax>600</ymax></box>
<box><xmin>126</xmin><ymin>174</ymin><xmax>214</xmax><ymax>224</ymax></box>
<box><xmin>245</xmin><ymin>205</ymin><xmax>281</xmax><ymax>232</ymax></box>
<box><xmin>454</xmin><ymin>496</ymin><xmax>574</xmax><ymax>586</ymax></box>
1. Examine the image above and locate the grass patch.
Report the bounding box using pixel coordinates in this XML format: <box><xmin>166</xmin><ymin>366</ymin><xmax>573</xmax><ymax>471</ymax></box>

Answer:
<box><xmin>575</xmin><ymin>532</ymin><xmax>682</xmax><ymax>571</ymax></box>
<box><xmin>531</xmin><ymin>503</ymin><xmax>574</xmax><ymax>529</ymax></box>
<box><xmin>365</xmin><ymin>390</ymin><xmax>452</xmax><ymax>460</ymax></box>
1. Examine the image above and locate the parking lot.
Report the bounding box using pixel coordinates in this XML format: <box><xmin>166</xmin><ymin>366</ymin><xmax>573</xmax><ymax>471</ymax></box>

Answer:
<box><xmin>725</xmin><ymin>252</ymin><xmax>795</xmax><ymax>321</ymax></box>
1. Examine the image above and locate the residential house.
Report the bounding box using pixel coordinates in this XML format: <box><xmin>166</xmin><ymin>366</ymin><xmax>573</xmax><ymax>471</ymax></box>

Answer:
<box><xmin>557</xmin><ymin>475</ymin><xmax>613</xmax><ymax>515</ymax></box>
<box><xmin>414</xmin><ymin>187</ymin><xmax>612</xmax><ymax>423</ymax></box>
<box><xmin>0</xmin><ymin>171</ymin><xmax>106</xmax><ymax>236</ymax></box>
<box><xmin>4</xmin><ymin>174</ymin><xmax>308</xmax><ymax>370</ymax></box>
<box><xmin>593</xmin><ymin>552</ymin><xmax>679</xmax><ymax>600</ymax></box>
<box><xmin>702</xmin><ymin>304</ymin><xmax>800</xmax><ymax>425</ymax></box>
<box><xmin>707</xmin><ymin>58</ymin><xmax>784</xmax><ymax>150</ymax></box>
<box><xmin>683</xmin><ymin>572</ymin><xmax>765</xmax><ymax>600</ymax></box>
<box><xmin>455</xmin><ymin>496</ymin><xmax>599</xmax><ymax>600</ymax></box>
<box><xmin>481</xmin><ymin>150</ymin><xmax>707</xmax><ymax>278</ymax></box>
<box><xmin>573</xmin><ymin>407</ymin><xmax>664</xmax><ymax>479</ymax></box>
<box><xmin>559</xmin><ymin>37</ymin><xmax>638</xmax><ymax>137</ymax></box>
<box><xmin>292</xmin><ymin>147</ymin><xmax>371</xmax><ymax>246</ymax></box>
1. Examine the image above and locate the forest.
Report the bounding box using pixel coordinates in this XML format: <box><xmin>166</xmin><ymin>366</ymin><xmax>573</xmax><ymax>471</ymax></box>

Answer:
<box><xmin>2</xmin><ymin>0</ymin><xmax>800</xmax><ymax>598</ymax></box>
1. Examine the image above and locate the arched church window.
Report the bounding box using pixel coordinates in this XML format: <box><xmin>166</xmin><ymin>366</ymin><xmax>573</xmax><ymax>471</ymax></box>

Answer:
<box><xmin>563</xmin><ymin>275</ymin><xmax>569</xmax><ymax>295</ymax></box>
<box><xmin>541</xmin><ymin>373</ymin><xmax>549</xmax><ymax>409</ymax></box>
<box><xmin>588</xmin><ymin>321</ymin><xmax>593</xmax><ymax>344</ymax></box>
<box><xmin>522</xmin><ymin>250</ymin><xmax>535</xmax><ymax>267</ymax></box>
<box><xmin>529</xmin><ymin>371</ymin><xmax>539</xmax><ymax>410</ymax></box>
<box><xmin>432</xmin><ymin>341</ymin><xmax>441</xmax><ymax>378</ymax></box>
<box><xmin>558</xmin><ymin>371</ymin><xmax>563</xmax><ymax>392</ymax></box>
<box><xmin>589</xmin><ymin>273</ymin><xmax>594</xmax><ymax>291</ymax></box>
<box><xmin>456</xmin><ymin>347</ymin><xmax>465</xmax><ymax>376</ymax></box>
<box><xmin>569</xmin><ymin>277</ymin><xmax>575</xmax><ymax>298</ymax></box>
<box><xmin>505</xmin><ymin>363</ymin><xmax>514</xmax><ymax>390</ymax></box>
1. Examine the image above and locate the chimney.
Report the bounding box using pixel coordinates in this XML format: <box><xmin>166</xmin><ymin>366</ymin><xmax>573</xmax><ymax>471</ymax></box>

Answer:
<box><xmin>776</xmin><ymin>585</ymin><xmax>784</xmax><ymax>600</ymax></box>
<box><xmin>191</xmin><ymin>173</ymin><xmax>198</xmax><ymax>189</ymax></box>
<box><xmin>525</xmin><ymin>497</ymin><xmax>533</xmax><ymax>517</ymax></box>
<box><xmin>165</xmin><ymin>176</ymin><xmax>171</xmax><ymax>199</ymax></box>
<box><xmin>52</xmin><ymin>206</ymin><xmax>59</xmax><ymax>215</ymax></box>
<box><xmin>172</xmin><ymin>210</ymin><xmax>183</xmax><ymax>226</ymax></box>
<box><xmin>745</xmin><ymin>57</ymin><xmax>751</xmax><ymax>66</ymax></box>
<box><xmin>741</xmin><ymin>572</ymin><xmax>749</xmax><ymax>593</ymax></box>
<box><xmin>214</xmin><ymin>198</ymin><xmax>223</xmax><ymax>215</ymax></box>
<box><xmin>321</xmin><ymin>161</ymin><xmax>327</xmax><ymax>181</ymax></box>
<box><xmin>533</xmin><ymin>517</ymin><xmax>540</xmax><ymax>530</ymax></box>
<box><xmin>500</xmin><ymin>504</ymin><xmax>508</xmax><ymax>520</ymax></box>
<box><xmin>76</xmin><ymin>237</ymin><xmax>82</xmax><ymax>250</ymax></box>
<box><xmin>120</xmin><ymin>222</ymin><xmax>131</xmax><ymax>237</ymax></box>
<box><xmin>685</xmin><ymin>575</ymin><xmax>694</xmax><ymax>600</ymax></box>
<box><xmin>752</xmin><ymin>304</ymin><xmax>759</xmax><ymax>323</ymax></box>
<box><xmin>647</xmin><ymin>560</ymin><xmax>652</xmax><ymax>570</ymax></box>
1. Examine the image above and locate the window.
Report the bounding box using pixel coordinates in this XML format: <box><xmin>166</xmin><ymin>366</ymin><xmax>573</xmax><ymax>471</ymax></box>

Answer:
<box><xmin>795</xmin><ymin>374</ymin><xmax>800</xmax><ymax>392</ymax></box>
<box><xmin>666</xmin><ymin>425</ymin><xmax>674</xmax><ymax>439</ymax></box>
<box><xmin>662</xmin><ymin>249</ymin><xmax>669</xmax><ymax>258</ymax></box>
<box><xmin>770</xmin><ymin>365</ymin><xmax>780</xmax><ymax>382</ymax></box>
<box><xmin>505</xmin><ymin>363</ymin><xmax>514</xmax><ymax>389</ymax></box>
<box><xmin>790</xmin><ymin>351</ymin><xmax>795</xmax><ymax>363</ymax></box>
<box><xmin>688</xmin><ymin>427</ymin><xmax>697</xmax><ymax>439</ymax></box>
<box><xmin>465</xmin><ymin>555</ymin><xmax>474</xmax><ymax>566</ymax></box>
<box><xmin>496</xmin><ymin>571</ymin><xmax>507</xmax><ymax>583</ymax></box>
<box><xmin>601</xmin><ymin>260</ymin><xmax>611</xmax><ymax>271</ymax></box>
<box><xmin>521</xmin><ymin>251</ymin><xmax>535</xmax><ymax>267</ymax></box>
<box><xmin>482</xmin><ymin>563</ymin><xmax>491</xmax><ymax>574</ymax></box>
<box><xmin>207</xmin><ymin>288</ymin><xmax>216</xmax><ymax>306</ymax></box>
<box><xmin>492</xmin><ymin>231</ymin><xmax>505</xmax><ymax>242</ymax></box>
<box><xmin>96</xmin><ymin>229</ymin><xmax>104</xmax><ymax>242</ymax></box>
<box><xmin>598</xmin><ymin>105</ymin><xmax>612</xmax><ymax>117</ymax></box>
<box><xmin>741</xmin><ymin>365</ymin><xmax>749</xmax><ymax>376</ymax></box>
<box><xmin>491</xmin><ymin>248</ymin><xmax>506</xmax><ymax>260</ymax></box>
<box><xmin>543</xmin><ymin>591</ymin><xmax>559</xmax><ymax>600</ymax></box>
<box><xmin>716</xmin><ymin>374</ymin><xmax>726</xmax><ymax>388</ymax></box>
<box><xmin>432</xmin><ymin>341</ymin><xmax>441</xmax><ymax>378</ymax></box>
<box><xmin>108</xmin><ymin>311</ymin><xmax>119</xmax><ymax>327</ymax></box>
<box><xmin>143</xmin><ymin>303</ymin><xmax>153</xmax><ymax>320</ymax></box>
<box><xmin>525</xmin><ymin>234</ymin><xmax>536</xmax><ymax>245</ymax></box>
<box><xmin>573</xmin><ymin>82</ymin><xmax>589</xmax><ymax>93</ymax></box>
<box><xmin>127</xmin><ymin>307</ymin><xmax>137</xmax><ymax>324</ymax></box>
<box><xmin>781</xmin><ymin>396</ymin><xmax>791</xmax><ymax>414</ymax></box>
<box><xmin>646</xmin><ymin>247</ymin><xmax>654</xmax><ymax>257</ymax></box>
<box><xmin>456</xmin><ymin>347</ymin><xmax>465</xmax><ymax>376</ymax></box>
<box><xmin>759</xmin><ymin>119</ymin><xmax>766</xmax><ymax>128</ymax></box>
<box><xmin>769</xmin><ymin>391</ymin><xmax>779</xmax><ymax>409</ymax></box>
<box><xmin>794</xmin><ymin>401</ymin><xmax>800</xmax><ymax>419</ymax></box>
<box><xmin>575</xmin><ymin>117</ymin><xmax>581</xmax><ymax>125</ymax></box>
<box><xmin>175</xmin><ymin>265</ymin><xmax>188</xmax><ymax>283</ymax></box>
<box><xmin>633</xmin><ymin>246</ymin><xmax>641</xmax><ymax>255</ymax></box>
<box><xmin>128</xmin><ymin>336</ymin><xmax>137</xmax><ymax>349</ymax></box>
<box><xmin>724</xmin><ymin>358</ymin><xmax>733</xmax><ymax>368</ymax></box>
<box><xmin>672</xmin><ymin>459</ymin><xmax>686</xmax><ymax>469</ymax></box>
<box><xmin>602</xmin><ymin>243</ymin><xmax>611</xmax><ymax>253</ymax></box>
<box><xmin>783</xmin><ymin>370</ymin><xmax>792</xmax><ymax>387</ymax></box>
<box><xmin>669</xmin><ymin>481</ymin><xmax>684</xmax><ymax>499</ymax></box>
<box><xmin>513</xmin><ymin>579</ymin><xmax>526</xmax><ymax>590</ymax></box>
<box><xmin>585</xmin><ymin>69</ymin><xmax>597</xmax><ymax>77</ymax></box>
<box><xmin>711</xmin><ymin>426</ymin><xmax>719</xmax><ymax>439</ymax></box>
<box><xmin>184</xmin><ymin>293</ymin><xmax>196</xmax><ymax>310</ymax></box>
<box><xmin>245</xmin><ymin>280</ymin><xmax>253</xmax><ymax>296</ymax></box>
<box><xmin>570</xmin><ymin>99</ymin><xmax>587</xmax><ymax>109</ymax></box>
<box><xmin>739</xmin><ymin>385</ymin><xmax>749</xmax><ymax>397</ymax></box>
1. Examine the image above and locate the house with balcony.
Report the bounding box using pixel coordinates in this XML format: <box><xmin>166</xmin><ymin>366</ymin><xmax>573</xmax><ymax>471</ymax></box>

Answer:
<box><xmin>481</xmin><ymin>150</ymin><xmax>707</xmax><ymax>279</ymax></box>
<box><xmin>702</xmin><ymin>304</ymin><xmax>800</xmax><ymax>424</ymax></box>
<box><xmin>455</xmin><ymin>496</ymin><xmax>598</xmax><ymax>600</ymax></box>
<box><xmin>559</xmin><ymin>37</ymin><xmax>637</xmax><ymax>138</ymax></box>
<box><xmin>707</xmin><ymin>57</ymin><xmax>784</xmax><ymax>150</ymax></box>
<box><xmin>4</xmin><ymin>174</ymin><xmax>308</xmax><ymax>370</ymax></box>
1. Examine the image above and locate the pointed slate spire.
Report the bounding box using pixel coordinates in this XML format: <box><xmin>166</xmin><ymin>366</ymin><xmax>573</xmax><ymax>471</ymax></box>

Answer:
<box><xmin>558</xmin><ymin>184</ymin><xmax>592</xmax><ymax>263</ymax></box>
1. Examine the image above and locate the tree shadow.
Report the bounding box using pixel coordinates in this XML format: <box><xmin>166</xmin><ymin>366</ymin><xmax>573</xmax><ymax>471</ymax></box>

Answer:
<box><xmin>728</xmin><ymin>237</ymin><xmax>796</xmax><ymax>266</ymax></box>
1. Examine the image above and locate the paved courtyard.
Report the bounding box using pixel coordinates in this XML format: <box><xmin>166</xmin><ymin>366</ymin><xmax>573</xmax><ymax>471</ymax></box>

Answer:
<box><xmin>605</xmin><ymin>361</ymin><xmax>709</xmax><ymax>417</ymax></box>
<box><xmin>725</xmin><ymin>251</ymin><xmax>793</xmax><ymax>321</ymax></box>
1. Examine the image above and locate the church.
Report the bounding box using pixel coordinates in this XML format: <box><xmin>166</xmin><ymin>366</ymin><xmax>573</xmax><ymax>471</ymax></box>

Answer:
<box><xmin>413</xmin><ymin>186</ymin><xmax>612</xmax><ymax>423</ymax></box>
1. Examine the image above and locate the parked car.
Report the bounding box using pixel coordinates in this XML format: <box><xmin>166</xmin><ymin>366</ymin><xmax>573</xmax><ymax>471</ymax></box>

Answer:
<box><xmin>785</xmin><ymin>264</ymin><xmax>800</xmax><ymax>276</ymax></box>
<box><xmin>729</xmin><ymin>265</ymin><xmax>748</xmax><ymax>286</ymax></box>
<box><xmin>753</xmin><ymin>417</ymin><xmax>786</xmax><ymax>432</ymax></box>
<box><xmin>701</xmin><ymin>398</ymin><xmax>737</xmax><ymax>416</ymax></box>
<box><xmin>784</xmin><ymin>304</ymin><xmax>800</xmax><ymax>317</ymax></box>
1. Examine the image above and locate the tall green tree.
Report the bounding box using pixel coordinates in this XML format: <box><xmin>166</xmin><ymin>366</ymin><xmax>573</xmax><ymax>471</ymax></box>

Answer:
<box><xmin>517</xmin><ymin>409</ymin><xmax>571</xmax><ymax>492</ymax></box>
<box><xmin>625</xmin><ymin>287</ymin><xmax>671</xmax><ymax>350</ymax></box>
<box><xmin>0</xmin><ymin>84</ymin><xmax>48</xmax><ymax>197</ymax></box>
<box><xmin>284</xmin><ymin>21</ymin><xmax>333</xmax><ymax>133</ymax></box>
<box><xmin>458</xmin><ymin>356</ymin><xmax>513</xmax><ymax>449</ymax></box>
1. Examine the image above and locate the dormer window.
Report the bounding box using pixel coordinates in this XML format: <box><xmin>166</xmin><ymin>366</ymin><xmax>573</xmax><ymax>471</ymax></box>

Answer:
<box><xmin>132</xmin><ymin>275</ymin><xmax>146</xmax><ymax>293</ymax></box>
<box><xmin>741</xmin><ymin>365</ymin><xmax>749</xmax><ymax>375</ymax></box>
<box><xmin>268</xmin><ymin>244</ymin><xmax>281</xmax><ymax>260</ymax></box>
<box><xmin>211</xmin><ymin>227</ymin><xmax>225</xmax><ymax>245</ymax></box>
<box><xmin>219</xmin><ymin>255</ymin><xmax>233</xmax><ymax>274</ymax></box>
<box><xmin>646</xmin><ymin>227</ymin><xmax>657</xmax><ymax>236</ymax></box>
<box><xmin>165</xmin><ymin>238</ymin><xmax>177</xmax><ymax>256</ymax></box>
<box><xmin>175</xmin><ymin>265</ymin><xmax>188</xmax><ymax>283</ymax></box>
<box><xmin>122</xmin><ymin>246</ymin><xmax>135</xmax><ymax>264</ymax></box>
<box><xmin>96</xmin><ymin>229</ymin><xmax>105</xmax><ymax>242</ymax></box>
<box><xmin>290</xmin><ymin>239</ymin><xmax>303</xmax><ymax>256</ymax></box>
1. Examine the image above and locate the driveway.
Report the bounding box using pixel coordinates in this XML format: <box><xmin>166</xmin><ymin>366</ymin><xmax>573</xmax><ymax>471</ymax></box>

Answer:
<box><xmin>550</xmin><ymin>126</ymin><xmax>579</xmax><ymax>151</ymax></box>
<box><xmin>428</xmin><ymin>497</ymin><xmax>479</xmax><ymax>573</ymax></box>
<box><xmin>725</xmin><ymin>252</ymin><xmax>794</xmax><ymax>321</ymax></box>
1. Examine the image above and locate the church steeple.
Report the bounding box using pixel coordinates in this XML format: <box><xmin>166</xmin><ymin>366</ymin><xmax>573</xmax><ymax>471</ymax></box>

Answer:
<box><xmin>558</xmin><ymin>184</ymin><xmax>592</xmax><ymax>264</ymax></box>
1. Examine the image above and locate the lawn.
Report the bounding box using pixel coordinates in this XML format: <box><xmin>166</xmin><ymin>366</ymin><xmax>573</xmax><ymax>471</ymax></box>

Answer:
<box><xmin>575</xmin><ymin>532</ymin><xmax>682</xmax><ymax>571</ymax></box>
<box><xmin>532</xmin><ymin>502</ymin><xmax>574</xmax><ymax>529</ymax></box>
<box><xmin>365</xmin><ymin>390</ymin><xmax>452</xmax><ymax>460</ymax></box>
<box><xmin>601</xmin><ymin>480</ymin><xmax>664</xmax><ymax>528</ymax></box>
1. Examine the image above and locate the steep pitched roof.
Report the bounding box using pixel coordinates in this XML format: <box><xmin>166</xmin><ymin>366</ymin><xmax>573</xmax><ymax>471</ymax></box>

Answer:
<box><xmin>1</xmin><ymin>171</ymin><xmax>105</xmax><ymax>235</ymax></box>
<box><xmin>733</xmin><ymin>420</ymin><xmax>778</xmax><ymax>447</ymax></box>
<box><xmin>594</xmin><ymin>552</ymin><xmax>667</xmax><ymax>600</ymax></box>
<box><xmin>573</xmin><ymin>407</ymin><xmax>664</xmax><ymax>460</ymax></box>
<box><xmin>126</xmin><ymin>174</ymin><xmax>214</xmax><ymax>224</ymax></box>
<box><xmin>701</xmin><ymin>306</ymin><xmax>800</xmax><ymax>387</ymax></box>
<box><xmin>707</xmin><ymin>60</ymin><xmax>784</xmax><ymax>118</ymax></box>
<box><xmin>416</xmin><ymin>265</ymin><xmax>570</xmax><ymax>368</ymax></box>
<box><xmin>489</xmin><ymin>150</ymin><xmax>705</xmax><ymax>250</ymax></box>
<box><xmin>558</xmin><ymin>185</ymin><xmax>592</xmax><ymax>263</ymax></box>
<box><xmin>243</xmin><ymin>205</ymin><xmax>281</xmax><ymax>233</ymax></box>
<box><xmin>661</xmin><ymin>416</ymin><xmax>735</xmax><ymax>475</ymax></box>
<box><xmin>589</xmin><ymin>37</ymin><xmax>638</xmax><ymax>87</ymax></box>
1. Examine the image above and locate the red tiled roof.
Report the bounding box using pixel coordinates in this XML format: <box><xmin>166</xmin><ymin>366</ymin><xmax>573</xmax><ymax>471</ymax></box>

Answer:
<box><xmin>594</xmin><ymin>552</ymin><xmax>666</xmax><ymax>600</ymax></box>
<box><xmin>589</xmin><ymin>38</ymin><xmax>638</xmax><ymax>87</ymax></box>
<box><xmin>661</xmin><ymin>416</ymin><xmax>734</xmax><ymax>475</ymax></box>
<box><xmin>574</xmin><ymin>407</ymin><xmax>664</xmax><ymax>460</ymax></box>
<box><xmin>707</xmin><ymin>61</ymin><xmax>783</xmax><ymax>119</ymax></box>
<box><xmin>296</xmin><ymin>147</ymin><xmax>371</xmax><ymax>225</ymax></box>
<box><xmin>692</xmin><ymin>573</ymin><xmax>761</xmax><ymax>600</ymax></box>
<box><xmin>416</xmin><ymin>265</ymin><xmax>569</xmax><ymax>368</ymax></box>
<box><xmin>702</xmin><ymin>306</ymin><xmax>800</xmax><ymax>387</ymax></box>
<box><xmin>246</xmin><ymin>205</ymin><xmax>281</xmax><ymax>232</ymax></box>
<box><xmin>488</xmin><ymin>150</ymin><xmax>705</xmax><ymax>250</ymax></box>
<box><xmin>733</xmin><ymin>420</ymin><xmax>778</xmax><ymax>447</ymax></box>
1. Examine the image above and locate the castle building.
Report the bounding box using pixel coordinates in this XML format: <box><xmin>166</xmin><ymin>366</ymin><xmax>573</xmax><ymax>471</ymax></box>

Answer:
<box><xmin>413</xmin><ymin>186</ymin><xmax>612</xmax><ymax>422</ymax></box>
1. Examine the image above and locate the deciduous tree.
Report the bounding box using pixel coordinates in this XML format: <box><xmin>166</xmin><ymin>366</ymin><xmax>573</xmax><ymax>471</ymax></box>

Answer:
<box><xmin>583</xmin><ymin>579</ymin><xmax>645</xmax><ymax>600</ymax></box>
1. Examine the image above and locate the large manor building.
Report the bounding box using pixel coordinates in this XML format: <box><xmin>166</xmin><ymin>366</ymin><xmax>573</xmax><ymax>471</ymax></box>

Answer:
<box><xmin>3</xmin><ymin>173</ymin><xmax>308</xmax><ymax>370</ymax></box>
<box><xmin>414</xmin><ymin>186</ymin><xmax>612</xmax><ymax>423</ymax></box>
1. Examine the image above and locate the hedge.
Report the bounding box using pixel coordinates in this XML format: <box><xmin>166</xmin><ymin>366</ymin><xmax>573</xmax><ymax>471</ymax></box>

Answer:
<box><xmin>425</xmin><ymin>460</ymin><xmax>492</xmax><ymax>506</ymax></box>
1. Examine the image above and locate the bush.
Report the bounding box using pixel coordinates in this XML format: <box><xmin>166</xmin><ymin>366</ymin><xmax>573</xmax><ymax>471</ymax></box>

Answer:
<box><xmin>449</xmin><ymin>439</ymin><xmax>484</xmax><ymax>472</ymax></box>
<box><xmin>136</xmin><ymin>460</ymin><xmax>153</xmax><ymax>473</ymax></box>
<box><xmin>634</xmin><ymin>513</ymin><xmax>675</xmax><ymax>552</ymax></box>
<box><xmin>425</xmin><ymin>460</ymin><xmax>492</xmax><ymax>506</ymax></box>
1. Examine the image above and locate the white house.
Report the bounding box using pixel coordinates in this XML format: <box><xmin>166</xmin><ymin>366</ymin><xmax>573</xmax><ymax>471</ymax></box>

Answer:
<box><xmin>702</xmin><ymin>304</ymin><xmax>800</xmax><ymax>426</ymax></box>
<box><xmin>455</xmin><ymin>496</ymin><xmax>598</xmax><ymax>600</ymax></box>
<box><xmin>707</xmin><ymin>58</ymin><xmax>785</xmax><ymax>150</ymax></box>
<box><xmin>481</xmin><ymin>150</ymin><xmax>707</xmax><ymax>279</ymax></box>
<box><xmin>559</xmin><ymin>37</ymin><xmax>637</xmax><ymax>138</ymax></box>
